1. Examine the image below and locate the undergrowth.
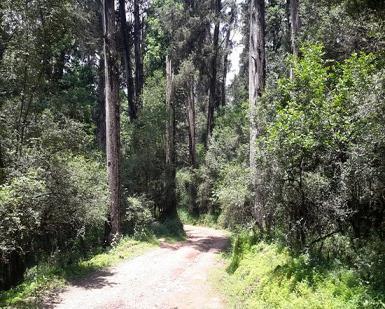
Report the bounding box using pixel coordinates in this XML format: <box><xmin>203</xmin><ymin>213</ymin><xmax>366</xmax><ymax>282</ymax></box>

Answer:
<box><xmin>178</xmin><ymin>207</ymin><xmax>219</xmax><ymax>228</ymax></box>
<box><xmin>215</xmin><ymin>234</ymin><xmax>385</xmax><ymax>308</ymax></box>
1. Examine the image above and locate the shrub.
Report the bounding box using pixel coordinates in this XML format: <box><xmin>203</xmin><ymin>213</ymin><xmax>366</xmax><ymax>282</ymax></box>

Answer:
<box><xmin>0</xmin><ymin>111</ymin><xmax>108</xmax><ymax>289</ymax></box>
<box><xmin>123</xmin><ymin>195</ymin><xmax>155</xmax><ymax>237</ymax></box>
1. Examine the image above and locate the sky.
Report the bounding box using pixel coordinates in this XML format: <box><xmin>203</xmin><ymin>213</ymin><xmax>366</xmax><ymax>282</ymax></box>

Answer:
<box><xmin>227</xmin><ymin>29</ymin><xmax>244</xmax><ymax>85</ymax></box>
<box><xmin>226</xmin><ymin>0</ymin><xmax>244</xmax><ymax>86</ymax></box>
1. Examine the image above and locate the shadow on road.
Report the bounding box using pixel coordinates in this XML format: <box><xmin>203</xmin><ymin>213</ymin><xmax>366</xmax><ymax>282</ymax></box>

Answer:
<box><xmin>159</xmin><ymin>228</ymin><xmax>230</xmax><ymax>254</ymax></box>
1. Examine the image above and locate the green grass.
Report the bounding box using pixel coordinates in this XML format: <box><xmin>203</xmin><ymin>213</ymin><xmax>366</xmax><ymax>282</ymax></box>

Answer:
<box><xmin>1</xmin><ymin>238</ymin><xmax>154</xmax><ymax>308</ymax></box>
<box><xmin>214</xmin><ymin>240</ymin><xmax>384</xmax><ymax>309</ymax></box>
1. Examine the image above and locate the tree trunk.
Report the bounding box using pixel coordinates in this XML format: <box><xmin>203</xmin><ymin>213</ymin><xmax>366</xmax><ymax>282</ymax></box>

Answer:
<box><xmin>95</xmin><ymin>55</ymin><xmax>106</xmax><ymax>151</ymax></box>
<box><xmin>187</xmin><ymin>79</ymin><xmax>198</xmax><ymax>216</ymax></box>
<box><xmin>249</xmin><ymin>0</ymin><xmax>266</xmax><ymax>229</ymax></box>
<box><xmin>119</xmin><ymin>0</ymin><xmax>136</xmax><ymax>120</ymax></box>
<box><xmin>164</xmin><ymin>55</ymin><xmax>177</xmax><ymax>218</ymax></box>
<box><xmin>0</xmin><ymin>142</ymin><xmax>5</xmax><ymax>185</ymax></box>
<box><xmin>206</xmin><ymin>0</ymin><xmax>221</xmax><ymax>145</ymax></box>
<box><xmin>133</xmin><ymin>0</ymin><xmax>144</xmax><ymax>108</ymax></box>
<box><xmin>103</xmin><ymin>0</ymin><xmax>121</xmax><ymax>243</ymax></box>
<box><xmin>221</xmin><ymin>24</ymin><xmax>231</xmax><ymax>107</ymax></box>
<box><xmin>289</xmin><ymin>0</ymin><xmax>300</xmax><ymax>79</ymax></box>
<box><xmin>187</xmin><ymin>81</ymin><xmax>196</xmax><ymax>167</ymax></box>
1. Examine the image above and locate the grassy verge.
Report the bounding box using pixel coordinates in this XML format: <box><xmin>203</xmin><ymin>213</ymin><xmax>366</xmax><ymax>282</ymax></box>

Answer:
<box><xmin>214</xmin><ymin>237</ymin><xmax>384</xmax><ymax>308</ymax></box>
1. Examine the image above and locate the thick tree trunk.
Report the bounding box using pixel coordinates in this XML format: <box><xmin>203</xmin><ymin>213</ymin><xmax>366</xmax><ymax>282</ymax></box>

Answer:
<box><xmin>206</xmin><ymin>0</ymin><xmax>221</xmax><ymax>145</ymax></box>
<box><xmin>103</xmin><ymin>0</ymin><xmax>121</xmax><ymax>243</ymax></box>
<box><xmin>133</xmin><ymin>0</ymin><xmax>144</xmax><ymax>108</ymax></box>
<box><xmin>289</xmin><ymin>0</ymin><xmax>300</xmax><ymax>79</ymax></box>
<box><xmin>249</xmin><ymin>0</ymin><xmax>266</xmax><ymax>229</ymax></box>
<box><xmin>164</xmin><ymin>55</ymin><xmax>177</xmax><ymax>218</ymax></box>
<box><xmin>119</xmin><ymin>0</ymin><xmax>136</xmax><ymax>120</ymax></box>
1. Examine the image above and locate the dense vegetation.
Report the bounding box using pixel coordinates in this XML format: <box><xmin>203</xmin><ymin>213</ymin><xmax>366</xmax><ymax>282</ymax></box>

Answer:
<box><xmin>1</xmin><ymin>0</ymin><xmax>385</xmax><ymax>307</ymax></box>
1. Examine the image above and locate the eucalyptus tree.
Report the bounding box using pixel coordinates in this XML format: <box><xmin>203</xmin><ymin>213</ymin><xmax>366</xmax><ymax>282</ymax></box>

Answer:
<box><xmin>103</xmin><ymin>0</ymin><xmax>121</xmax><ymax>243</ymax></box>
<box><xmin>249</xmin><ymin>0</ymin><xmax>266</xmax><ymax>230</ymax></box>
<box><xmin>164</xmin><ymin>54</ymin><xmax>177</xmax><ymax>217</ymax></box>
<box><xmin>119</xmin><ymin>0</ymin><xmax>136</xmax><ymax>121</ymax></box>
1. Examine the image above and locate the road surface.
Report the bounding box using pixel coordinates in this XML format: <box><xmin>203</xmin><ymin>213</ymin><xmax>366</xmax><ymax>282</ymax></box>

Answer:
<box><xmin>48</xmin><ymin>225</ymin><xmax>230</xmax><ymax>309</ymax></box>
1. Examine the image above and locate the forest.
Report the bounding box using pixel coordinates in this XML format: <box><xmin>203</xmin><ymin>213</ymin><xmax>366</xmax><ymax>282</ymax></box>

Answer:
<box><xmin>1</xmin><ymin>0</ymin><xmax>385</xmax><ymax>307</ymax></box>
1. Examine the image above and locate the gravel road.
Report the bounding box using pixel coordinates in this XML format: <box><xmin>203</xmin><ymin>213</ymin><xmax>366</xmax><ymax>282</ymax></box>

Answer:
<box><xmin>48</xmin><ymin>225</ymin><xmax>230</xmax><ymax>309</ymax></box>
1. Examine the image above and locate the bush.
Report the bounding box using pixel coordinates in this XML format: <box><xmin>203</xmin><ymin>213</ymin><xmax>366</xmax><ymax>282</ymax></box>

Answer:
<box><xmin>256</xmin><ymin>44</ymin><xmax>385</xmax><ymax>247</ymax></box>
<box><xmin>215</xmin><ymin>163</ymin><xmax>252</xmax><ymax>229</ymax></box>
<box><xmin>123</xmin><ymin>195</ymin><xmax>155</xmax><ymax>237</ymax></box>
<box><xmin>0</xmin><ymin>111</ymin><xmax>108</xmax><ymax>289</ymax></box>
<box><xmin>197</xmin><ymin>102</ymin><xmax>250</xmax><ymax>222</ymax></box>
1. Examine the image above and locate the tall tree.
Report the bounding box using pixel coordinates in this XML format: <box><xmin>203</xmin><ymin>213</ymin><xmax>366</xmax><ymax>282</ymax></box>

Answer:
<box><xmin>206</xmin><ymin>0</ymin><xmax>221</xmax><ymax>145</ymax></box>
<box><xmin>119</xmin><ymin>0</ymin><xmax>136</xmax><ymax>120</ymax></box>
<box><xmin>164</xmin><ymin>54</ymin><xmax>177</xmax><ymax>218</ymax></box>
<box><xmin>186</xmin><ymin>69</ymin><xmax>198</xmax><ymax>216</ymax></box>
<box><xmin>95</xmin><ymin>57</ymin><xmax>106</xmax><ymax>151</ymax></box>
<box><xmin>289</xmin><ymin>0</ymin><xmax>300</xmax><ymax>79</ymax></box>
<box><xmin>134</xmin><ymin>0</ymin><xmax>144</xmax><ymax>108</ymax></box>
<box><xmin>249</xmin><ymin>0</ymin><xmax>266</xmax><ymax>229</ymax></box>
<box><xmin>103</xmin><ymin>0</ymin><xmax>121</xmax><ymax>243</ymax></box>
<box><xmin>221</xmin><ymin>6</ymin><xmax>235</xmax><ymax>107</ymax></box>
<box><xmin>0</xmin><ymin>144</ymin><xmax>4</xmax><ymax>185</ymax></box>
<box><xmin>187</xmin><ymin>80</ymin><xmax>197</xmax><ymax>167</ymax></box>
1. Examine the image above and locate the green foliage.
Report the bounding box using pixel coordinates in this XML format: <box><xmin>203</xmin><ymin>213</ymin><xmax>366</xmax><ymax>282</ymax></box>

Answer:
<box><xmin>215</xmin><ymin>163</ymin><xmax>251</xmax><ymax>229</ymax></box>
<box><xmin>150</xmin><ymin>217</ymin><xmax>186</xmax><ymax>242</ymax></box>
<box><xmin>197</xmin><ymin>101</ymin><xmax>250</xmax><ymax>226</ymax></box>
<box><xmin>300</xmin><ymin>0</ymin><xmax>385</xmax><ymax>59</ymax></box>
<box><xmin>218</xmin><ymin>240</ymin><xmax>384</xmax><ymax>308</ymax></box>
<box><xmin>123</xmin><ymin>195</ymin><xmax>155</xmax><ymax>238</ymax></box>
<box><xmin>176</xmin><ymin>168</ymin><xmax>195</xmax><ymax>210</ymax></box>
<box><xmin>0</xmin><ymin>110</ymin><xmax>107</xmax><ymax>289</ymax></box>
<box><xmin>178</xmin><ymin>207</ymin><xmax>219</xmax><ymax>228</ymax></box>
<box><xmin>122</xmin><ymin>71</ymin><xmax>167</xmax><ymax>209</ymax></box>
<box><xmin>257</xmin><ymin>44</ymin><xmax>385</xmax><ymax>247</ymax></box>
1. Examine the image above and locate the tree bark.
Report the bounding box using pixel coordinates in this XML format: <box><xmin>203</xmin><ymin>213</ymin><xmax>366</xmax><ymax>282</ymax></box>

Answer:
<box><xmin>187</xmin><ymin>81</ymin><xmax>197</xmax><ymax>215</ymax></box>
<box><xmin>187</xmin><ymin>81</ymin><xmax>196</xmax><ymax>167</ymax></box>
<box><xmin>103</xmin><ymin>0</ymin><xmax>121</xmax><ymax>243</ymax></box>
<box><xmin>289</xmin><ymin>0</ymin><xmax>300</xmax><ymax>79</ymax></box>
<box><xmin>187</xmin><ymin>80</ymin><xmax>198</xmax><ymax>216</ymax></box>
<box><xmin>95</xmin><ymin>55</ymin><xmax>106</xmax><ymax>151</ymax></box>
<box><xmin>0</xmin><ymin>142</ymin><xmax>5</xmax><ymax>185</ymax></box>
<box><xmin>249</xmin><ymin>0</ymin><xmax>266</xmax><ymax>229</ymax></box>
<box><xmin>164</xmin><ymin>55</ymin><xmax>177</xmax><ymax>218</ymax></box>
<box><xmin>206</xmin><ymin>0</ymin><xmax>221</xmax><ymax>145</ymax></box>
<box><xmin>133</xmin><ymin>0</ymin><xmax>144</xmax><ymax>108</ymax></box>
<box><xmin>119</xmin><ymin>0</ymin><xmax>136</xmax><ymax>120</ymax></box>
<box><xmin>221</xmin><ymin>24</ymin><xmax>231</xmax><ymax>107</ymax></box>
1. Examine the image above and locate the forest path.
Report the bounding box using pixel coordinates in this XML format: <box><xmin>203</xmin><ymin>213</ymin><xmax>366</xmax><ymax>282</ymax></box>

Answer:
<box><xmin>49</xmin><ymin>225</ymin><xmax>230</xmax><ymax>309</ymax></box>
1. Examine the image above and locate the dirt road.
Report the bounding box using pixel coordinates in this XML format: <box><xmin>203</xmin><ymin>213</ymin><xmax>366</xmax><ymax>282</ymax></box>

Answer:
<box><xmin>49</xmin><ymin>225</ymin><xmax>230</xmax><ymax>309</ymax></box>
